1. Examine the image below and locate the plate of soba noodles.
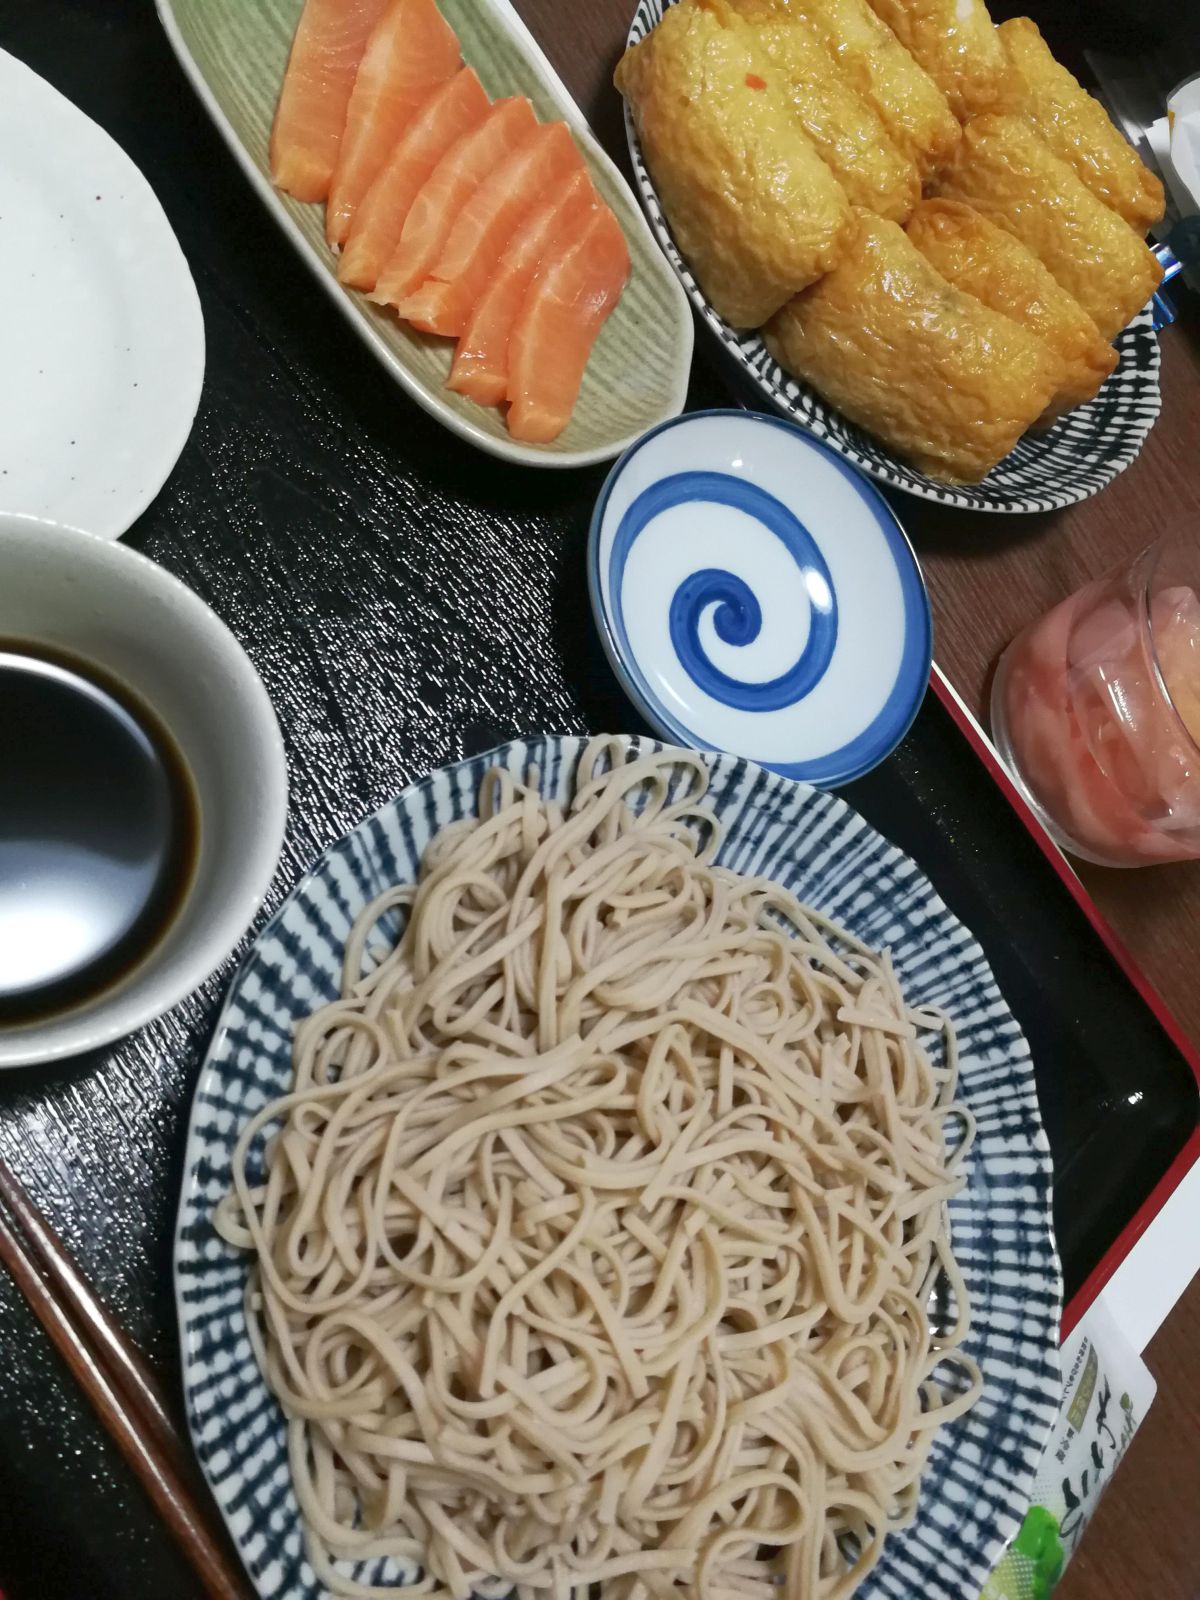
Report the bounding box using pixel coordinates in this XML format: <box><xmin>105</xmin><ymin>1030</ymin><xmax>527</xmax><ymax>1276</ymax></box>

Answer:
<box><xmin>175</xmin><ymin>733</ymin><xmax>1061</xmax><ymax>1600</ymax></box>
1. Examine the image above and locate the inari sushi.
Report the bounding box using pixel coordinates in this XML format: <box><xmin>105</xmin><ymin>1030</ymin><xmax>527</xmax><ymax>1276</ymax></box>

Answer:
<box><xmin>615</xmin><ymin>0</ymin><xmax>853</xmax><ymax>326</ymax></box>
<box><xmin>931</xmin><ymin>115</ymin><xmax>1163</xmax><ymax>341</ymax></box>
<box><xmin>865</xmin><ymin>0</ymin><xmax>1021</xmax><ymax>120</ymax></box>
<box><xmin>784</xmin><ymin>0</ymin><xmax>959</xmax><ymax>174</ymax></box>
<box><xmin>728</xmin><ymin>0</ymin><xmax>920</xmax><ymax>221</ymax></box>
<box><xmin>1000</xmin><ymin>17</ymin><xmax>1164</xmax><ymax>232</ymax></box>
<box><xmin>906</xmin><ymin>198</ymin><xmax>1118</xmax><ymax>419</ymax></box>
<box><xmin>764</xmin><ymin>211</ymin><xmax>1063</xmax><ymax>482</ymax></box>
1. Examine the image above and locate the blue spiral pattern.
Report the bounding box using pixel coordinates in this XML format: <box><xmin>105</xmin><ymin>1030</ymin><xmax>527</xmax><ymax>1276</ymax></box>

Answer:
<box><xmin>590</xmin><ymin>415</ymin><xmax>934</xmax><ymax>786</ymax></box>
<box><xmin>608</xmin><ymin>471</ymin><xmax>837</xmax><ymax>713</ymax></box>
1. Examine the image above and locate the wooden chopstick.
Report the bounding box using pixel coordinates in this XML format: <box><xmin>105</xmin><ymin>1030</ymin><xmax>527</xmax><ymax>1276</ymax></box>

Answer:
<box><xmin>0</xmin><ymin>1159</ymin><xmax>182</xmax><ymax>1469</ymax></box>
<box><xmin>0</xmin><ymin>1164</ymin><xmax>253</xmax><ymax>1600</ymax></box>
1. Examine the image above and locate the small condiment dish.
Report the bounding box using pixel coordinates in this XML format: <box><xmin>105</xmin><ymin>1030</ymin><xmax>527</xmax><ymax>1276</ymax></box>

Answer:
<box><xmin>588</xmin><ymin>410</ymin><xmax>932</xmax><ymax>787</ymax></box>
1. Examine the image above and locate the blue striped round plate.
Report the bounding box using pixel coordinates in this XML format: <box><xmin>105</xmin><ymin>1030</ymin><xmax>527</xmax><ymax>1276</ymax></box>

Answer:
<box><xmin>176</xmin><ymin>734</ymin><xmax>1062</xmax><ymax>1600</ymax></box>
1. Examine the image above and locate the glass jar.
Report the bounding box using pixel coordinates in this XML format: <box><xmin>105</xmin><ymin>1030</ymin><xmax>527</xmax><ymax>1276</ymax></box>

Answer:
<box><xmin>991</xmin><ymin>540</ymin><xmax>1200</xmax><ymax>867</ymax></box>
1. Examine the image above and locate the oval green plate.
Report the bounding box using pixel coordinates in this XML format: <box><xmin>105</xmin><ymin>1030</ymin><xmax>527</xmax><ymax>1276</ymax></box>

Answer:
<box><xmin>155</xmin><ymin>0</ymin><xmax>693</xmax><ymax>467</ymax></box>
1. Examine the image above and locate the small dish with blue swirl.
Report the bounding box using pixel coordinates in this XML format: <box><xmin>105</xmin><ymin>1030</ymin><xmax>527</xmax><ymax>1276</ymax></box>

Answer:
<box><xmin>589</xmin><ymin>410</ymin><xmax>932</xmax><ymax>785</ymax></box>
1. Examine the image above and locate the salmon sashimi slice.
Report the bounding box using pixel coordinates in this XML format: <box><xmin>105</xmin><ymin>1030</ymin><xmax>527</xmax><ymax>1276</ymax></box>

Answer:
<box><xmin>325</xmin><ymin>0</ymin><xmax>461</xmax><ymax>247</ymax></box>
<box><xmin>397</xmin><ymin>121</ymin><xmax>587</xmax><ymax>336</ymax></box>
<box><xmin>448</xmin><ymin>171</ymin><xmax>598</xmax><ymax>405</ymax></box>
<box><xmin>506</xmin><ymin>204</ymin><xmax>630</xmax><ymax>443</ymax></box>
<box><xmin>371</xmin><ymin>97</ymin><xmax>538</xmax><ymax>308</ymax></box>
<box><xmin>270</xmin><ymin>0</ymin><xmax>391</xmax><ymax>202</ymax></box>
<box><xmin>338</xmin><ymin>68</ymin><xmax>490</xmax><ymax>290</ymax></box>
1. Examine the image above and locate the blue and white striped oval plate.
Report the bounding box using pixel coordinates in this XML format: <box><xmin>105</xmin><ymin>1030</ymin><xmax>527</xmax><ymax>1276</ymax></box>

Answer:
<box><xmin>622</xmin><ymin>0</ymin><xmax>1162</xmax><ymax>515</ymax></box>
<box><xmin>176</xmin><ymin>734</ymin><xmax>1062</xmax><ymax>1600</ymax></box>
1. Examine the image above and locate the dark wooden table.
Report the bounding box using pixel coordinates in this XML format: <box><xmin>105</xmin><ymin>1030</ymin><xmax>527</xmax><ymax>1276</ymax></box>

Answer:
<box><xmin>1055</xmin><ymin>1275</ymin><xmax>1200</xmax><ymax>1600</ymax></box>
<box><xmin>0</xmin><ymin>1</ymin><xmax>1196</xmax><ymax>1598</ymax></box>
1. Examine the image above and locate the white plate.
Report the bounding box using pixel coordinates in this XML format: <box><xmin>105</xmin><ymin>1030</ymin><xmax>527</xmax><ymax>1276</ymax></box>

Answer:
<box><xmin>0</xmin><ymin>51</ymin><xmax>205</xmax><ymax>539</ymax></box>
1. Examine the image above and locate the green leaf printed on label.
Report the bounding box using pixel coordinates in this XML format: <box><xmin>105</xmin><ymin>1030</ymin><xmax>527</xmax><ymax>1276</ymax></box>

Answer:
<box><xmin>980</xmin><ymin>1506</ymin><xmax>1065</xmax><ymax>1600</ymax></box>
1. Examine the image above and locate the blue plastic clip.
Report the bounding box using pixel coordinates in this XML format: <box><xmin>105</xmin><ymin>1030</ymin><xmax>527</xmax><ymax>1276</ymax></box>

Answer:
<box><xmin>1152</xmin><ymin>239</ymin><xmax>1186</xmax><ymax>329</ymax></box>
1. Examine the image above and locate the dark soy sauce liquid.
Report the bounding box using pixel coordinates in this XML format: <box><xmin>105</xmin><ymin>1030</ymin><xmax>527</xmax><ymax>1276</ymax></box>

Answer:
<box><xmin>0</xmin><ymin>639</ymin><xmax>199</xmax><ymax>1025</ymax></box>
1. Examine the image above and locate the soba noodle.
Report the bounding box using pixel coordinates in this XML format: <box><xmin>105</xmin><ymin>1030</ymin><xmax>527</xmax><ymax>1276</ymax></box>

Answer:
<box><xmin>216</xmin><ymin>740</ymin><xmax>981</xmax><ymax>1600</ymax></box>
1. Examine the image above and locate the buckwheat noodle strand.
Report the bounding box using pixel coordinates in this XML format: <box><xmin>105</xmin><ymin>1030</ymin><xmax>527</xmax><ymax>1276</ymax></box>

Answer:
<box><xmin>216</xmin><ymin>740</ymin><xmax>980</xmax><ymax>1600</ymax></box>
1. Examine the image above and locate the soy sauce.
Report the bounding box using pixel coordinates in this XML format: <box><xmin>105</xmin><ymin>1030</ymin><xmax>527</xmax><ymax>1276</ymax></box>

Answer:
<box><xmin>0</xmin><ymin>639</ymin><xmax>199</xmax><ymax>1025</ymax></box>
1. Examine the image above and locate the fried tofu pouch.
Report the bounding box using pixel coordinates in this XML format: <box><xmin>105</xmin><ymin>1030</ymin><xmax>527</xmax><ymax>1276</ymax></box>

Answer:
<box><xmin>728</xmin><ymin>0</ymin><xmax>920</xmax><ymax>220</ymax></box>
<box><xmin>931</xmin><ymin>116</ymin><xmax>1163</xmax><ymax>341</ymax></box>
<box><xmin>906</xmin><ymin>198</ymin><xmax>1118</xmax><ymax>420</ymax></box>
<box><xmin>764</xmin><ymin>211</ymin><xmax>1062</xmax><ymax>482</ymax></box>
<box><xmin>615</xmin><ymin>0</ymin><xmax>853</xmax><ymax>326</ymax></box>
<box><xmin>782</xmin><ymin>0</ymin><xmax>960</xmax><ymax>174</ymax></box>
<box><xmin>1000</xmin><ymin>17</ymin><xmax>1165</xmax><ymax>232</ymax></box>
<box><xmin>866</xmin><ymin>0</ymin><xmax>1021</xmax><ymax>119</ymax></box>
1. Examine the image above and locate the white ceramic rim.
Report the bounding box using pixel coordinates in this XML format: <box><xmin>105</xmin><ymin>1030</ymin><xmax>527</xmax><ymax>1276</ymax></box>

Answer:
<box><xmin>0</xmin><ymin>514</ymin><xmax>288</xmax><ymax>1068</ymax></box>
<box><xmin>0</xmin><ymin>49</ymin><xmax>206</xmax><ymax>541</ymax></box>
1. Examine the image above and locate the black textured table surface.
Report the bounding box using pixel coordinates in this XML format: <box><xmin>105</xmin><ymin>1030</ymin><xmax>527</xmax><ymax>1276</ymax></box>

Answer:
<box><xmin>0</xmin><ymin>5</ymin><xmax>1196</xmax><ymax>1599</ymax></box>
